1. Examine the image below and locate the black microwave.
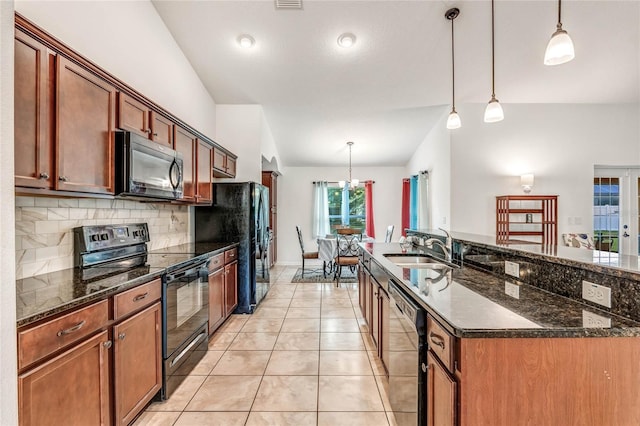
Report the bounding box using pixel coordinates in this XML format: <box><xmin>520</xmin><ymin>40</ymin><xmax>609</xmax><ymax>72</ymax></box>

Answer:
<box><xmin>115</xmin><ymin>131</ymin><xmax>183</xmax><ymax>200</ymax></box>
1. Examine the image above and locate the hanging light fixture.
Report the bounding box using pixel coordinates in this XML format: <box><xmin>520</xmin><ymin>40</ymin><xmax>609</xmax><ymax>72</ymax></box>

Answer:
<box><xmin>544</xmin><ymin>0</ymin><xmax>575</xmax><ymax>66</ymax></box>
<box><xmin>445</xmin><ymin>8</ymin><xmax>461</xmax><ymax>130</ymax></box>
<box><xmin>338</xmin><ymin>141</ymin><xmax>359</xmax><ymax>189</ymax></box>
<box><xmin>484</xmin><ymin>0</ymin><xmax>504</xmax><ymax>123</ymax></box>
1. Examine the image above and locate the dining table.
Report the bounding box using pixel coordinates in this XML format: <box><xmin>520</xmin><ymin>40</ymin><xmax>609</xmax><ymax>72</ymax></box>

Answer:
<box><xmin>317</xmin><ymin>234</ymin><xmax>375</xmax><ymax>277</ymax></box>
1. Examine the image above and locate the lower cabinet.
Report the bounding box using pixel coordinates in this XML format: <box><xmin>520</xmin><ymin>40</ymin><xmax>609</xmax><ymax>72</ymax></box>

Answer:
<box><xmin>113</xmin><ymin>302</ymin><xmax>162</xmax><ymax>426</ymax></box>
<box><xmin>358</xmin><ymin>253</ymin><xmax>389</xmax><ymax>371</ymax></box>
<box><xmin>208</xmin><ymin>250</ymin><xmax>239</xmax><ymax>335</ymax></box>
<box><xmin>18</xmin><ymin>330</ymin><xmax>111</xmax><ymax>426</ymax></box>
<box><xmin>426</xmin><ymin>351</ymin><xmax>456</xmax><ymax>426</ymax></box>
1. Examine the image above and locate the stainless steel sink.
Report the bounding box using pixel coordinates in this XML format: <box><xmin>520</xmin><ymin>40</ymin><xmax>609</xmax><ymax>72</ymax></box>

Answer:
<box><xmin>383</xmin><ymin>255</ymin><xmax>455</xmax><ymax>270</ymax></box>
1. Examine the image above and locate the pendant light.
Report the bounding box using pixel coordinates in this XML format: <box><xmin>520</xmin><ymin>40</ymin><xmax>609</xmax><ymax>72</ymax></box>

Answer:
<box><xmin>484</xmin><ymin>0</ymin><xmax>504</xmax><ymax>123</ymax></box>
<box><xmin>445</xmin><ymin>8</ymin><xmax>461</xmax><ymax>130</ymax></box>
<box><xmin>338</xmin><ymin>141</ymin><xmax>359</xmax><ymax>189</ymax></box>
<box><xmin>544</xmin><ymin>0</ymin><xmax>575</xmax><ymax>66</ymax></box>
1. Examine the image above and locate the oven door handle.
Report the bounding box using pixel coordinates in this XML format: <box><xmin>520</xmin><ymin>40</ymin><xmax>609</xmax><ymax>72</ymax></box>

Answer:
<box><xmin>169</xmin><ymin>158</ymin><xmax>182</xmax><ymax>190</ymax></box>
<box><xmin>166</xmin><ymin>263</ymin><xmax>206</xmax><ymax>282</ymax></box>
<box><xmin>169</xmin><ymin>331</ymin><xmax>207</xmax><ymax>368</ymax></box>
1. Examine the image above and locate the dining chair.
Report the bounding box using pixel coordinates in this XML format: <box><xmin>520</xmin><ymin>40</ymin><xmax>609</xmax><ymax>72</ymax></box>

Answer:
<box><xmin>296</xmin><ymin>226</ymin><xmax>319</xmax><ymax>277</ymax></box>
<box><xmin>336</xmin><ymin>227</ymin><xmax>362</xmax><ymax>240</ymax></box>
<box><xmin>384</xmin><ymin>225</ymin><xmax>394</xmax><ymax>243</ymax></box>
<box><xmin>334</xmin><ymin>233</ymin><xmax>360</xmax><ymax>287</ymax></box>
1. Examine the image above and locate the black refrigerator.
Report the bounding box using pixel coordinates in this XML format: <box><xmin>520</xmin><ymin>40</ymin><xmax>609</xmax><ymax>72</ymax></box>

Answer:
<box><xmin>195</xmin><ymin>182</ymin><xmax>270</xmax><ymax>313</ymax></box>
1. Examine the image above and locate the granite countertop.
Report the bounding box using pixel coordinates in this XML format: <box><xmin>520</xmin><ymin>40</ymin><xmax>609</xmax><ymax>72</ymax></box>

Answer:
<box><xmin>362</xmin><ymin>242</ymin><xmax>640</xmax><ymax>338</ymax></box>
<box><xmin>16</xmin><ymin>242</ymin><xmax>238</xmax><ymax>327</ymax></box>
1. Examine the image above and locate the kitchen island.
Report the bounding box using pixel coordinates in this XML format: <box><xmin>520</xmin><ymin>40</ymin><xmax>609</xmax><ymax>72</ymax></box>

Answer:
<box><xmin>360</xmin><ymin>241</ymin><xmax>640</xmax><ymax>426</ymax></box>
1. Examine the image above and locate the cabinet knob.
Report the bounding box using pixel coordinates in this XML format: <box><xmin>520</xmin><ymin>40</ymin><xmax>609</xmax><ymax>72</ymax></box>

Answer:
<box><xmin>39</xmin><ymin>172</ymin><xmax>50</xmax><ymax>180</ymax></box>
<box><xmin>153</xmin><ymin>132</ymin><xmax>158</xmax><ymax>136</ymax></box>
<box><xmin>58</xmin><ymin>176</ymin><xmax>69</xmax><ymax>182</ymax></box>
<box><xmin>118</xmin><ymin>332</ymin><xmax>126</xmax><ymax>340</ymax></box>
<box><xmin>103</xmin><ymin>341</ymin><xmax>113</xmax><ymax>349</ymax></box>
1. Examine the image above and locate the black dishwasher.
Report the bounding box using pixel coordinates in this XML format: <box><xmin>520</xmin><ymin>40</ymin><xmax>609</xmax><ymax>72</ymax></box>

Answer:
<box><xmin>387</xmin><ymin>280</ymin><xmax>427</xmax><ymax>426</ymax></box>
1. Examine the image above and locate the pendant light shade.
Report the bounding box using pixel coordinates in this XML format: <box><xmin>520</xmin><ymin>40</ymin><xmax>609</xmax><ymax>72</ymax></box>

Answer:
<box><xmin>341</xmin><ymin>142</ymin><xmax>359</xmax><ymax>189</ymax></box>
<box><xmin>484</xmin><ymin>0</ymin><xmax>504</xmax><ymax>123</ymax></box>
<box><xmin>445</xmin><ymin>8</ymin><xmax>461</xmax><ymax>130</ymax></box>
<box><xmin>544</xmin><ymin>0</ymin><xmax>575</xmax><ymax>66</ymax></box>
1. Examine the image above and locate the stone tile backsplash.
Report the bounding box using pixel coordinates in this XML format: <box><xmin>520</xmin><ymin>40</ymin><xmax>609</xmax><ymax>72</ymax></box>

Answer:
<box><xmin>15</xmin><ymin>196</ymin><xmax>191</xmax><ymax>279</ymax></box>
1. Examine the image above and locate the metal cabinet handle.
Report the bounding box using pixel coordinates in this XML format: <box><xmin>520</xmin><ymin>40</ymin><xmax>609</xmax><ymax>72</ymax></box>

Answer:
<box><xmin>57</xmin><ymin>320</ymin><xmax>86</xmax><ymax>337</ymax></box>
<box><xmin>133</xmin><ymin>292</ymin><xmax>149</xmax><ymax>302</ymax></box>
<box><xmin>429</xmin><ymin>331</ymin><xmax>446</xmax><ymax>350</ymax></box>
<box><xmin>58</xmin><ymin>176</ymin><xmax>69</xmax><ymax>182</ymax></box>
<box><xmin>39</xmin><ymin>172</ymin><xmax>50</xmax><ymax>179</ymax></box>
<box><xmin>103</xmin><ymin>341</ymin><xmax>112</xmax><ymax>349</ymax></box>
<box><xmin>118</xmin><ymin>332</ymin><xmax>126</xmax><ymax>340</ymax></box>
<box><xmin>153</xmin><ymin>132</ymin><xmax>158</xmax><ymax>136</ymax></box>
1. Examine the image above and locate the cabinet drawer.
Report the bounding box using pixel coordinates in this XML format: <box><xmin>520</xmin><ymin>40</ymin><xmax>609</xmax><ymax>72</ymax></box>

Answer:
<box><xmin>225</xmin><ymin>248</ymin><xmax>238</xmax><ymax>264</ymax></box>
<box><xmin>18</xmin><ymin>299</ymin><xmax>109</xmax><ymax>370</ymax></box>
<box><xmin>208</xmin><ymin>253</ymin><xmax>224</xmax><ymax>272</ymax></box>
<box><xmin>114</xmin><ymin>278</ymin><xmax>161</xmax><ymax>321</ymax></box>
<box><xmin>427</xmin><ymin>316</ymin><xmax>456</xmax><ymax>373</ymax></box>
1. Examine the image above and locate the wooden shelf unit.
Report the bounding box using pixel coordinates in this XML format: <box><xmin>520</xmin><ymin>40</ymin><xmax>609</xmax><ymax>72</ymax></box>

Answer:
<box><xmin>496</xmin><ymin>195</ymin><xmax>558</xmax><ymax>245</ymax></box>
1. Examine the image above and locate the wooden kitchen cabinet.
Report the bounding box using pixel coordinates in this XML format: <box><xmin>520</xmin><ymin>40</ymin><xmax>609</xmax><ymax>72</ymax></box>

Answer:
<box><xmin>225</xmin><ymin>261</ymin><xmax>238</xmax><ymax>316</ymax></box>
<box><xmin>18</xmin><ymin>330</ymin><xmax>111</xmax><ymax>426</ymax></box>
<box><xmin>196</xmin><ymin>140</ymin><xmax>213</xmax><ymax>205</ymax></box>
<box><xmin>56</xmin><ymin>56</ymin><xmax>116</xmax><ymax>194</ymax></box>
<box><xmin>14</xmin><ymin>29</ymin><xmax>54</xmax><ymax>189</ymax></box>
<box><xmin>208</xmin><ymin>267</ymin><xmax>225</xmax><ymax>334</ymax></box>
<box><xmin>117</xmin><ymin>92</ymin><xmax>174</xmax><ymax>149</ymax></box>
<box><xmin>262</xmin><ymin>171</ymin><xmax>278</xmax><ymax>266</ymax></box>
<box><xmin>174</xmin><ymin>125</ymin><xmax>197</xmax><ymax>202</ymax></box>
<box><xmin>213</xmin><ymin>147</ymin><xmax>237</xmax><ymax>178</ymax></box>
<box><xmin>370</xmin><ymin>275</ymin><xmax>380</xmax><ymax>347</ymax></box>
<box><xmin>426</xmin><ymin>351</ymin><xmax>456</xmax><ymax>426</ymax></box>
<box><xmin>113</xmin><ymin>302</ymin><xmax>162</xmax><ymax>426</ymax></box>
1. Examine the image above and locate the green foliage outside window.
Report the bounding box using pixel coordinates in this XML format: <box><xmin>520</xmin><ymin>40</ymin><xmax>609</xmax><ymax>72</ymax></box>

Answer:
<box><xmin>328</xmin><ymin>186</ymin><xmax>365</xmax><ymax>232</ymax></box>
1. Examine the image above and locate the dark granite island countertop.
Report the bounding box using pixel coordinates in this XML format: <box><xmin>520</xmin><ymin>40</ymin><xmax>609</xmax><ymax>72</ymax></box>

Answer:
<box><xmin>16</xmin><ymin>242</ymin><xmax>238</xmax><ymax>327</ymax></box>
<box><xmin>362</xmin><ymin>242</ymin><xmax>640</xmax><ymax>338</ymax></box>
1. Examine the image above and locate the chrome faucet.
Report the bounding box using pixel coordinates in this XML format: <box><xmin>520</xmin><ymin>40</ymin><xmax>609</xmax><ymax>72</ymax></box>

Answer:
<box><xmin>424</xmin><ymin>228</ymin><xmax>453</xmax><ymax>262</ymax></box>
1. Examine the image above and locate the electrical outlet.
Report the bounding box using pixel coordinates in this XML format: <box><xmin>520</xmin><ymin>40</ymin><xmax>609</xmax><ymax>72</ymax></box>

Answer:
<box><xmin>582</xmin><ymin>280</ymin><xmax>612</xmax><ymax>308</ymax></box>
<box><xmin>504</xmin><ymin>281</ymin><xmax>520</xmax><ymax>299</ymax></box>
<box><xmin>505</xmin><ymin>261</ymin><xmax>520</xmax><ymax>278</ymax></box>
<box><xmin>582</xmin><ymin>310</ymin><xmax>611</xmax><ymax>328</ymax></box>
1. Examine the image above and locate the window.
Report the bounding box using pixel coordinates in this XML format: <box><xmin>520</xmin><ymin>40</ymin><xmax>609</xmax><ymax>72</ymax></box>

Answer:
<box><xmin>327</xmin><ymin>185</ymin><xmax>365</xmax><ymax>232</ymax></box>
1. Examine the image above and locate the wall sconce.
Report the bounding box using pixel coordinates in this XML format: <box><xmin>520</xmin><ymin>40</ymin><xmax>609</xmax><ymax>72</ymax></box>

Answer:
<box><xmin>521</xmin><ymin>174</ymin><xmax>534</xmax><ymax>193</ymax></box>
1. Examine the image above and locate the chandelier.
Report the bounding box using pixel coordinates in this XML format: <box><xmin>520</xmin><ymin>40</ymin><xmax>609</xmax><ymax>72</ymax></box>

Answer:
<box><xmin>339</xmin><ymin>141</ymin><xmax>359</xmax><ymax>189</ymax></box>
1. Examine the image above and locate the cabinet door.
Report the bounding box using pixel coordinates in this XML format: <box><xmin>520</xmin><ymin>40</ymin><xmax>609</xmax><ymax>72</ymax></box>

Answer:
<box><xmin>225</xmin><ymin>262</ymin><xmax>238</xmax><ymax>316</ymax></box>
<box><xmin>209</xmin><ymin>268</ymin><xmax>225</xmax><ymax>334</ymax></box>
<box><xmin>18</xmin><ymin>330</ymin><xmax>111</xmax><ymax>426</ymax></box>
<box><xmin>370</xmin><ymin>278</ymin><xmax>379</xmax><ymax>348</ymax></box>
<box><xmin>117</xmin><ymin>92</ymin><xmax>150</xmax><ymax>138</ymax></box>
<box><xmin>427</xmin><ymin>351</ymin><xmax>456</xmax><ymax>426</ymax></box>
<box><xmin>226</xmin><ymin>156</ymin><xmax>237</xmax><ymax>177</ymax></box>
<box><xmin>213</xmin><ymin>148</ymin><xmax>226</xmax><ymax>173</ymax></box>
<box><xmin>56</xmin><ymin>56</ymin><xmax>116</xmax><ymax>194</ymax></box>
<box><xmin>113</xmin><ymin>302</ymin><xmax>162</xmax><ymax>426</ymax></box>
<box><xmin>358</xmin><ymin>267</ymin><xmax>366</xmax><ymax>316</ymax></box>
<box><xmin>196</xmin><ymin>140</ymin><xmax>213</xmax><ymax>204</ymax></box>
<box><xmin>14</xmin><ymin>30</ymin><xmax>53</xmax><ymax>189</ymax></box>
<box><xmin>174</xmin><ymin>125</ymin><xmax>196</xmax><ymax>202</ymax></box>
<box><xmin>150</xmin><ymin>111</ymin><xmax>174</xmax><ymax>148</ymax></box>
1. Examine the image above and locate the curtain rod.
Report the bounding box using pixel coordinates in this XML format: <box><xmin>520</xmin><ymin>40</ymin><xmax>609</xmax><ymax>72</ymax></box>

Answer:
<box><xmin>312</xmin><ymin>180</ymin><xmax>375</xmax><ymax>184</ymax></box>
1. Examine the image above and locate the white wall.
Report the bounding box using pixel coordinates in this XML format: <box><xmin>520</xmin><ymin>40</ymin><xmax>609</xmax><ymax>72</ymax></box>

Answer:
<box><xmin>0</xmin><ymin>1</ymin><xmax>17</xmax><ymax>423</ymax></box>
<box><xmin>215</xmin><ymin>105</ymin><xmax>264</xmax><ymax>183</ymax></box>
<box><xmin>406</xmin><ymin>109</ymin><xmax>451</xmax><ymax>231</ymax></box>
<box><xmin>278</xmin><ymin>166</ymin><xmax>405</xmax><ymax>265</ymax></box>
<box><xmin>449</xmin><ymin>103</ymin><xmax>640</xmax><ymax>236</ymax></box>
<box><xmin>15</xmin><ymin>0</ymin><xmax>217</xmax><ymax>138</ymax></box>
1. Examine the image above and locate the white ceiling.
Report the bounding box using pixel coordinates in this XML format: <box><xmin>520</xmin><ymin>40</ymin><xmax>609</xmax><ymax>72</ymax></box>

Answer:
<box><xmin>152</xmin><ymin>0</ymin><xmax>640</xmax><ymax>167</ymax></box>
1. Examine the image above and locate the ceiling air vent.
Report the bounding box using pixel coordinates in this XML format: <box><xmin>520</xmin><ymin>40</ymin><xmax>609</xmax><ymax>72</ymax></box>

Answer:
<box><xmin>275</xmin><ymin>0</ymin><xmax>303</xmax><ymax>9</ymax></box>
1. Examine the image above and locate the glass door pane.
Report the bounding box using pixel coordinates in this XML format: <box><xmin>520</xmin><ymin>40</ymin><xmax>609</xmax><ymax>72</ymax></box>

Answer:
<box><xmin>593</xmin><ymin>177</ymin><xmax>620</xmax><ymax>253</ymax></box>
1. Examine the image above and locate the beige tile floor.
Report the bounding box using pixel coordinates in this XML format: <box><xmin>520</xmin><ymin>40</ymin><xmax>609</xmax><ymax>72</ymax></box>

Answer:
<box><xmin>135</xmin><ymin>265</ymin><xmax>394</xmax><ymax>426</ymax></box>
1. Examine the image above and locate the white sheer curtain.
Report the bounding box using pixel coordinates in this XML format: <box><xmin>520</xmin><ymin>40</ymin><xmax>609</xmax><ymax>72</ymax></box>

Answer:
<box><xmin>417</xmin><ymin>171</ymin><xmax>431</xmax><ymax>230</ymax></box>
<box><xmin>313</xmin><ymin>181</ymin><xmax>330</xmax><ymax>238</ymax></box>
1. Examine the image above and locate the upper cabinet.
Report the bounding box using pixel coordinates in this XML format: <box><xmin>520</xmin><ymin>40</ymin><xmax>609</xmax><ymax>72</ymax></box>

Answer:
<box><xmin>14</xmin><ymin>29</ymin><xmax>54</xmax><ymax>189</ymax></box>
<box><xmin>56</xmin><ymin>56</ymin><xmax>116</xmax><ymax>195</ymax></box>
<box><xmin>14</xmin><ymin>15</ymin><xmax>235</xmax><ymax>201</ymax></box>
<box><xmin>117</xmin><ymin>93</ymin><xmax>174</xmax><ymax>148</ymax></box>
<box><xmin>213</xmin><ymin>147</ymin><xmax>237</xmax><ymax>178</ymax></box>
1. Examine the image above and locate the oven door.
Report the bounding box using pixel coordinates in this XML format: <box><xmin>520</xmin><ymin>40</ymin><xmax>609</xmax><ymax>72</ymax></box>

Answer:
<box><xmin>164</xmin><ymin>262</ymin><xmax>209</xmax><ymax>359</ymax></box>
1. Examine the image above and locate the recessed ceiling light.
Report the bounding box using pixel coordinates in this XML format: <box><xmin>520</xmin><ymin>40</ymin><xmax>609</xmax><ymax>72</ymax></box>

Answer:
<box><xmin>237</xmin><ymin>34</ymin><xmax>255</xmax><ymax>49</ymax></box>
<box><xmin>337</xmin><ymin>33</ymin><xmax>356</xmax><ymax>48</ymax></box>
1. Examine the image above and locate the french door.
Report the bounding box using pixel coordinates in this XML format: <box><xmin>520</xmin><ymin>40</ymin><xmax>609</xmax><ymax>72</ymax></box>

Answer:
<box><xmin>594</xmin><ymin>167</ymin><xmax>640</xmax><ymax>256</ymax></box>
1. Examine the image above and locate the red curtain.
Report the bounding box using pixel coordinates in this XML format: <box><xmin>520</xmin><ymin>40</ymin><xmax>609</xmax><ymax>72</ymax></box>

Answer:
<box><xmin>401</xmin><ymin>178</ymin><xmax>410</xmax><ymax>236</ymax></box>
<box><xmin>364</xmin><ymin>180</ymin><xmax>375</xmax><ymax>238</ymax></box>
